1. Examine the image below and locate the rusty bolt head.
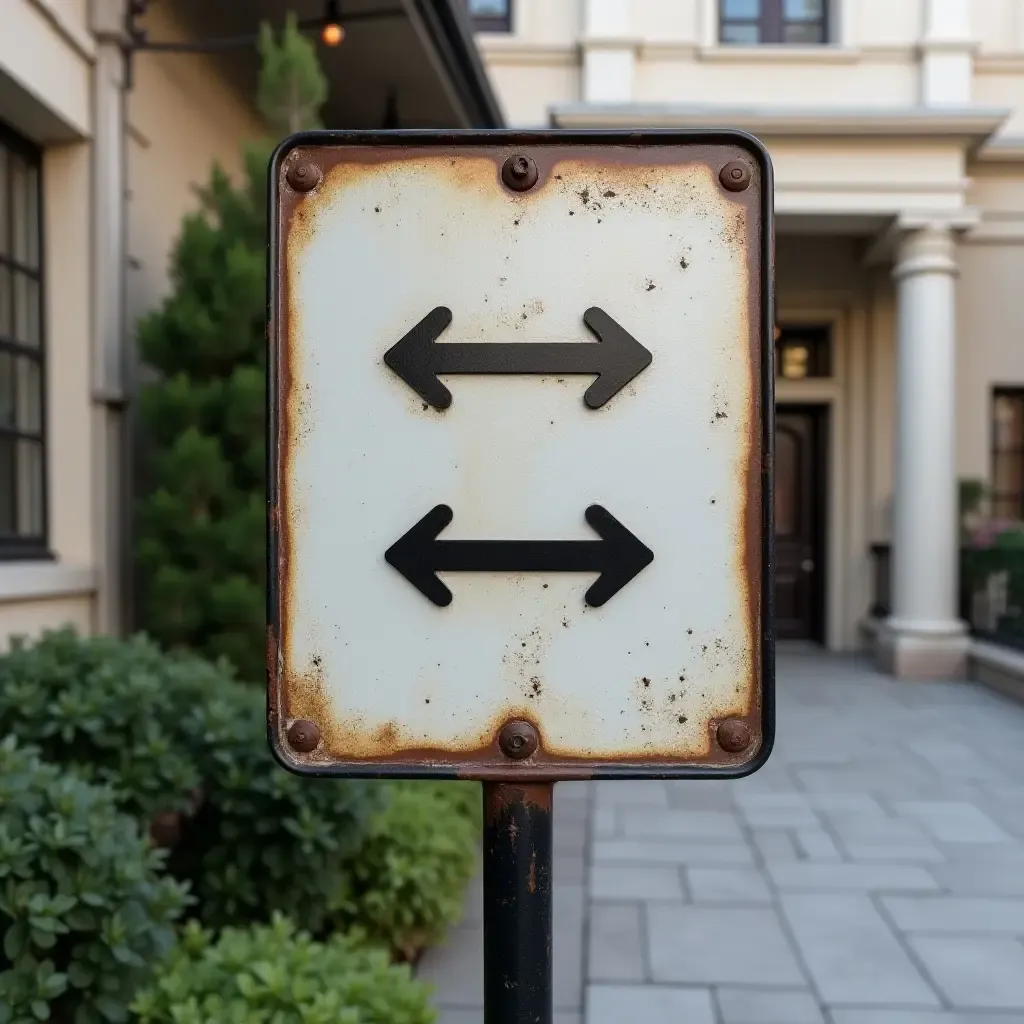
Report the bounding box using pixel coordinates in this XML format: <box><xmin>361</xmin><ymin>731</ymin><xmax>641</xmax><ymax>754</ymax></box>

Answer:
<box><xmin>286</xmin><ymin>719</ymin><xmax>321</xmax><ymax>753</ymax></box>
<box><xmin>498</xmin><ymin>720</ymin><xmax>539</xmax><ymax>760</ymax></box>
<box><xmin>286</xmin><ymin>161</ymin><xmax>322</xmax><ymax>193</ymax></box>
<box><xmin>719</xmin><ymin>160</ymin><xmax>752</xmax><ymax>193</ymax></box>
<box><xmin>501</xmin><ymin>154</ymin><xmax>539</xmax><ymax>192</ymax></box>
<box><xmin>716</xmin><ymin>718</ymin><xmax>752</xmax><ymax>753</ymax></box>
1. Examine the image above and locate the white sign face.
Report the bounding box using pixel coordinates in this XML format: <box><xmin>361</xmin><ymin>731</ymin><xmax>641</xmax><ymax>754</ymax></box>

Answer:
<box><xmin>269</xmin><ymin>133</ymin><xmax>772</xmax><ymax>779</ymax></box>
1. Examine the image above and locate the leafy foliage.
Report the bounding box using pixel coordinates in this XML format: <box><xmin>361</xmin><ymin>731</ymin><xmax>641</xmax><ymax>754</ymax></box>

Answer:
<box><xmin>134</xmin><ymin>17</ymin><xmax>327</xmax><ymax>683</ymax></box>
<box><xmin>334</xmin><ymin>783</ymin><xmax>479</xmax><ymax>962</ymax></box>
<box><xmin>0</xmin><ymin>629</ymin><xmax>383</xmax><ymax>937</ymax></box>
<box><xmin>131</xmin><ymin>915</ymin><xmax>436</xmax><ymax>1024</ymax></box>
<box><xmin>0</xmin><ymin>738</ymin><xmax>189</xmax><ymax>1024</ymax></box>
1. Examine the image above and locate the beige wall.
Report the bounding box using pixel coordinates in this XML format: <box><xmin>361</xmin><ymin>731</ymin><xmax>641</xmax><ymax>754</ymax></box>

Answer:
<box><xmin>1</xmin><ymin>0</ymin><xmax>262</xmax><ymax>648</ymax></box>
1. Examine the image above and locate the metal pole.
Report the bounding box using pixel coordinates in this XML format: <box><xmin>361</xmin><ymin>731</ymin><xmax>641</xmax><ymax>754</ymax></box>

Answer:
<box><xmin>483</xmin><ymin>782</ymin><xmax>553</xmax><ymax>1024</ymax></box>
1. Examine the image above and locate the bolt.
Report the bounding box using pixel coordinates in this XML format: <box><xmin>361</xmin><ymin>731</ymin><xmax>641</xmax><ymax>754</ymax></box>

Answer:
<box><xmin>286</xmin><ymin>719</ymin><xmax>321</xmax><ymax>753</ymax></box>
<box><xmin>498</xmin><ymin>720</ymin><xmax>539</xmax><ymax>760</ymax></box>
<box><xmin>719</xmin><ymin>160</ymin><xmax>752</xmax><ymax>193</ymax></box>
<box><xmin>716</xmin><ymin>718</ymin><xmax>752</xmax><ymax>753</ymax></box>
<box><xmin>501</xmin><ymin>153</ymin><xmax>539</xmax><ymax>192</ymax></box>
<box><xmin>287</xmin><ymin>161</ymin><xmax>322</xmax><ymax>193</ymax></box>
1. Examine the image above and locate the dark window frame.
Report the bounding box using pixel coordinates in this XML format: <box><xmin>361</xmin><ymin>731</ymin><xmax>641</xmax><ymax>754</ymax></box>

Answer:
<box><xmin>720</xmin><ymin>0</ymin><xmax>829</xmax><ymax>45</ymax></box>
<box><xmin>991</xmin><ymin>387</ymin><xmax>1024</xmax><ymax>520</ymax></box>
<box><xmin>467</xmin><ymin>0</ymin><xmax>512</xmax><ymax>32</ymax></box>
<box><xmin>0</xmin><ymin>120</ymin><xmax>49</xmax><ymax>561</ymax></box>
<box><xmin>775</xmin><ymin>324</ymin><xmax>832</xmax><ymax>380</ymax></box>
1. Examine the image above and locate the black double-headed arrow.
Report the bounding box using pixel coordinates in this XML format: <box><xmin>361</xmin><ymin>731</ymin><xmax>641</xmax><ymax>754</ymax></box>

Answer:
<box><xmin>386</xmin><ymin>504</ymin><xmax>653</xmax><ymax>608</ymax></box>
<box><xmin>384</xmin><ymin>306</ymin><xmax>652</xmax><ymax>410</ymax></box>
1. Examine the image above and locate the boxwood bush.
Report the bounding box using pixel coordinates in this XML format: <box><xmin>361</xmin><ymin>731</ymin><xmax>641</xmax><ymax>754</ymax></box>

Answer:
<box><xmin>0</xmin><ymin>630</ymin><xmax>383</xmax><ymax>935</ymax></box>
<box><xmin>0</xmin><ymin>738</ymin><xmax>189</xmax><ymax>1024</ymax></box>
<box><xmin>334</xmin><ymin>782</ymin><xmax>479</xmax><ymax>962</ymax></box>
<box><xmin>130</xmin><ymin>915</ymin><xmax>435</xmax><ymax>1024</ymax></box>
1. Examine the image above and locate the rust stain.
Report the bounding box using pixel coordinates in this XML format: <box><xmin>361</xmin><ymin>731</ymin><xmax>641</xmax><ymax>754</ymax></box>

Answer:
<box><xmin>270</xmin><ymin>138</ymin><xmax>767</xmax><ymax>777</ymax></box>
<box><xmin>527</xmin><ymin>850</ymin><xmax>537</xmax><ymax>894</ymax></box>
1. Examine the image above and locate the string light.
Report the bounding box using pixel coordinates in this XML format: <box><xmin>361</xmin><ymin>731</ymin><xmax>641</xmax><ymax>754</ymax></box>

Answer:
<box><xmin>321</xmin><ymin>0</ymin><xmax>345</xmax><ymax>46</ymax></box>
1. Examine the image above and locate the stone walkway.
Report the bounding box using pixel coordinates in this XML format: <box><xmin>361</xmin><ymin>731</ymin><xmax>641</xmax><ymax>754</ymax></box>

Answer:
<box><xmin>419</xmin><ymin>652</ymin><xmax>1024</xmax><ymax>1023</ymax></box>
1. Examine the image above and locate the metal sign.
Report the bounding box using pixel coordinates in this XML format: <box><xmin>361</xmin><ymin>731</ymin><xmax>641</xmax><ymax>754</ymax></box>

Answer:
<box><xmin>268</xmin><ymin>130</ymin><xmax>774</xmax><ymax>780</ymax></box>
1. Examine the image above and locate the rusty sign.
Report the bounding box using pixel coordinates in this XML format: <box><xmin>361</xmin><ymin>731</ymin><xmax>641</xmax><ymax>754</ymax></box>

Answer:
<box><xmin>268</xmin><ymin>130</ymin><xmax>775</xmax><ymax>781</ymax></box>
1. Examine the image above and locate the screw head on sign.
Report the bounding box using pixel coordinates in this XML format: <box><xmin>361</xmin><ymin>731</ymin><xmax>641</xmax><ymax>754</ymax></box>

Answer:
<box><xmin>719</xmin><ymin>160</ymin><xmax>752</xmax><ymax>193</ymax></box>
<box><xmin>286</xmin><ymin>719</ymin><xmax>321</xmax><ymax>753</ymax></box>
<box><xmin>716</xmin><ymin>719</ymin><xmax>752</xmax><ymax>753</ymax></box>
<box><xmin>498</xmin><ymin>720</ymin><xmax>539</xmax><ymax>760</ymax></box>
<box><xmin>501</xmin><ymin>154</ymin><xmax>539</xmax><ymax>192</ymax></box>
<box><xmin>287</xmin><ymin>161</ymin><xmax>322</xmax><ymax>193</ymax></box>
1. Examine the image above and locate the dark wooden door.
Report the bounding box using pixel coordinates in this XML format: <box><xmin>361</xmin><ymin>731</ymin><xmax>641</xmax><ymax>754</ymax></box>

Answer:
<box><xmin>775</xmin><ymin>407</ymin><xmax>826</xmax><ymax>641</ymax></box>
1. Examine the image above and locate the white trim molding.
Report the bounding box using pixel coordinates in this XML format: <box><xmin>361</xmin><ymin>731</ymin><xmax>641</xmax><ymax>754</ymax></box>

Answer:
<box><xmin>0</xmin><ymin>563</ymin><xmax>97</xmax><ymax>604</ymax></box>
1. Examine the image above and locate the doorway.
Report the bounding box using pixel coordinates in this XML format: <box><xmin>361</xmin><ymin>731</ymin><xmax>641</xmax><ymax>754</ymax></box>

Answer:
<box><xmin>775</xmin><ymin>405</ymin><xmax>828</xmax><ymax>642</ymax></box>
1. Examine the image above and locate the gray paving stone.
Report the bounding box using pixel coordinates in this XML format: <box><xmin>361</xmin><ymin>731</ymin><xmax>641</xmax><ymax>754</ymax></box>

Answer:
<box><xmin>619</xmin><ymin>808</ymin><xmax>745</xmax><ymax>841</ymax></box>
<box><xmin>595</xmin><ymin>782</ymin><xmax>669</xmax><ymax>807</ymax></box>
<box><xmin>767</xmin><ymin>861</ymin><xmax>939</xmax><ymax>892</ymax></box>
<box><xmin>780</xmin><ymin>893</ymin><xmax>939</xmax><ymax>1006</ymax></box>
<box><xmin>585</xmin><ymin>984</ymin><xmax>716</xmax><ymax>1024</ymax></box>
<box><xmin>751</xmin><ymin>829</ymin><xmax>800</xmax><ymax>862</ymax></box>
<box><xmin>909</xmin><ymin>935</ymin><xmax>1024</xmax><ymax>1008</ymax></box>
<box><xmin>716</xmin><ymin>987</ymin><xmax>824</xmax><ymax>1023</ymax></box>
<box><xmin>929</xmin><ymin>861</ymin><xmax>1024</xmax><ymax>896</ymax></box>
<box><xmin>646</xmin><ymin>904</ymin><xmax>805</xmax><ymax>986</ymax></box>
<box><xmin>829</xmin><ymin>1012</ymin><xmax>1024</xmax><ymax>1024</ymax></box>
<box><xmin>438</xmin><ymin>1013</ymin><xmax>582</xmax><ymax>1024</ymax></box>
<box><xmin>588</xmin><ymin>903</ymin><xmax>646</xmax><ymax>982</ymax></box>
<box><xmin>882</xmin><ymin>896</ymin><xmax>1024</xmax><ymax>934</ymax></box>
<box><xmin>593</xmin><ymin>805</ymin><xmax>617</xmax><ymax>838</ymax></box>
<box><xmin>842</xmin><ymin>841</ymin><xmax>946</xmax><ymax>863</ymax></box>
<box><xmin>593</xmin><ymin>839</ymin><xmax>754</xmax><ymax>866</ymax></box>
<box><xmin>554</xmin><ymin>884</ymin><xmax>585</xmax><ymax>1010</ymax></box>
<box><xmin>590</xmin><ymin>864</ymin><xmax>684</xmax><ymax>900</ymax></box>
<box><xmin>796</xmin><ymin>828</ymin><xmax>843</xmax><ymax>861</ymax></box>
<box><xmin>893</xmin><ymin>801</ymin><xmax>1012</xmax><ymax>844</ymax></box>
<box><xmin>418</xmin><ymin>924</ymin><xmax>483</xmax><ymax>1007</ymax></box>
<box><xmin>686</xmin><ymin>867</ymin><xmax>773</xmax><ymax>904</ymax></box>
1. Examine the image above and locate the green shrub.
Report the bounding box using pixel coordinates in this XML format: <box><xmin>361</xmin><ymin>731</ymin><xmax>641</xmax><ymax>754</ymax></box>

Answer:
<box><xmin>0</xmin><ymin>738</ymin><xmax>189</xmax><ymax>1024</ymax></box>
<box><xmin>168</xmin><ymin>683</ymin><xmax>384</xmax><ymax>932</ymax></box>
<box><xmin>335</xmin><ymin>783</ymin><xmax>478</xmax><ymax>962</ymax></box>
<box><xmin>0</xmin><ymin>629</ymin><xmax>383</xmax><ymax>936</ymax></box>
<box><xmin>131</xmin><ymin>915</ymin><xmax>436</xmax><ymax>1024</ymax></box>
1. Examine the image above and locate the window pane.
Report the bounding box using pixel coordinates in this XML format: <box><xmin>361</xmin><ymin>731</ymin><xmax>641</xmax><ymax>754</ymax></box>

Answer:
<box><xmin>723</xmin><ymin>0</ymin><xmax>761</xmax><ymax>16</ymax></box>
<box><xmin>781</xmin><ymin>343</ymin><xmax>810</xmax><ymax>379</ymax></box>
<box><xmin>13</xmin><ymin>273</ymin><xmax>40</xmax><ymax>347</ymax></box>
<box><xmin>15</xmin><ymin>356</ymin><xmax>41</xmax><ymax>433</ymax></box>
<box><xmin>784</xmin><ymin>20</ymin><xmax>825</xmax><ymax>42</ymax></box>
<box><xmin>784</xmin><ymin>0</ymin><xmax>823</xmax><ymax>19</ymax></box>
<box><xmin>16</xmin><ymin>437</ymin><xmax>43</xmax><ymax>536</ymax></box>
<box><xmin>993</xmin><ymin>452</ymin><xmax>1024</xmax><ymax>505</ymax></box>
<box><xmin>994</xmin><ymin>394</ymin><xmax>1024</xmax><ymax>450</ymax></box>
<box><xmin>722</xmin><ymin>22</ymin><xmax>760</xmax><ymax>42</ymax></box>
<box><xmin>0</xmin><ymin>266</ymin><xmax>10</xmax><ymax>338</ymax></box>
<box><xmin>0</xmin><ymin>351</ymin><xmax>12</xmax><ymax>429</ymax></box>
<box><xmin>0</xmin><ymin>146</ymin><xmax>7</xmax><ymax>258</ymax></box>
<box><xmin>468</xmin><ymin>0</ymin><xmax>508</xmax><ymax>14</ymax></box>
<box><xmin>993</xmin><ymin>493</ymin><xmax>1023</xmax><ymax>519</ymax></box>
<box><xmin>0</xmin><ymin>436</ymin><xmax>14</xmax><ymax>534</ymax></box>
<box><xmin>10</xmin><ymin>153</ymin><xmax>39</xmax><ymax>269</ymax></box>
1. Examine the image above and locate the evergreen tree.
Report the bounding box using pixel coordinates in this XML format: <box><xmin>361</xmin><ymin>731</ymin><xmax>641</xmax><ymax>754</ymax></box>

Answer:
<box><xmin>135</xmin><ymin>16</ymin><xmax>327</xmax><ymax>681</ymax></box>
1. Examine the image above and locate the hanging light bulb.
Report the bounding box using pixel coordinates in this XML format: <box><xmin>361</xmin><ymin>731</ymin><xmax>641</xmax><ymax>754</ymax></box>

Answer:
<box><xmin>321</xmin><ymin>0</ymin><xmax>345</xmax><ymax>45</ymax></box>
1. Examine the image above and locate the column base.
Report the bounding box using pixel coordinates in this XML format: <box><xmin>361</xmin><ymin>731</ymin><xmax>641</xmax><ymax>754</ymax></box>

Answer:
<box><xmin>874</xmin><ymin>621</ymin><xmax>969</xmax><ymax>680</ymax></box>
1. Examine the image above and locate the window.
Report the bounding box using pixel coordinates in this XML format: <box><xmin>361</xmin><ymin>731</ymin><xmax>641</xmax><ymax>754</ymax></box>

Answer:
<box><xmin>0</xmin><ymin>124</ymin><xmax>46</xmax><ymax>558</ymax></box>
<box><xmin>992</xmin><ymin>389</ymin><xmax>1024</xmax><ymax>520</ymax></box>
<box><xmin>720</xmin><ymin>0</ymin><xmax>828</xmax><ymax>45</ymax></box>
<box><xmin>467</xmin><ymin>0</ymin><xmax>511</xmax><ymax>32</ymax></box>
<box><xmin>775</xmin><ymin>325</ymin><xmax>831</xmax><ymax>380</ymax></box>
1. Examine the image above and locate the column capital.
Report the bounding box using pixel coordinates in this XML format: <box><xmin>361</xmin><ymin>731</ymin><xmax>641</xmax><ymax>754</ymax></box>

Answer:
<box><xmin>893</xmin><ymin>224</ymin><xmax>958</xmax><ymax>280</ymax></box>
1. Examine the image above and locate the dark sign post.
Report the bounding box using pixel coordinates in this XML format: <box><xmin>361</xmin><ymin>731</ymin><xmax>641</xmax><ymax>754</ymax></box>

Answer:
<box><xmin>268</xmin><ymin>130</ymin><xmax>774</xmax><ymax>1024</ymax></box>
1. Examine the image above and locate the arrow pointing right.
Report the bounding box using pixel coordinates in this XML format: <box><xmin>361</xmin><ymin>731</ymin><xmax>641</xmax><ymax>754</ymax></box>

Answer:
<box><xmin>383</xmin><ymin>307</ymin><xmax>652</xmax><ymax>410</ymax></box>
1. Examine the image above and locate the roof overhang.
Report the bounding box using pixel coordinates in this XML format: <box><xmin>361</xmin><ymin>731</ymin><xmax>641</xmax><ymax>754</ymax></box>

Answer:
<box><xmin>151</xmin><ymin>0</ymin><xmax>503</xmax><ymax>129</ymax></box>
<box><xmin>551</xmin><ymin>104</ymin><xmax>1009</xmax><ymax>153</ymax></box>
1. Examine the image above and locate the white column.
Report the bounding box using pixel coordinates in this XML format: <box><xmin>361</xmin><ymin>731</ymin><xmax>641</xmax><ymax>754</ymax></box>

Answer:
<box><xmin>89</xmin><ymin>0</ymin><xmax>129</xmax><ymax>634</ymax></box>
<box><xmin>878</xmin><ymin>226</ymin><xmax>968</xmax><ymax>679</ymax></box>
<box><xmin>581</xmin><ymin>0</ymin><xmax>634</xmax><ymax>104</ymax></box>
<box><xmin>919</xmin><ymin>0</ymin><xmax>973</xmax><ymax>105</ymax></box>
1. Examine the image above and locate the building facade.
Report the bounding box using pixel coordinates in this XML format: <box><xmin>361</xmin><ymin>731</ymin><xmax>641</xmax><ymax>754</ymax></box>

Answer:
<box><xmin>470</xmin><ymin>0</ymin><xmax>1024</xmax><ymax>680</ymax></box>
<box><xmin>0</xmin><ymin>0</ymin><xmax>499</xmax><ymax>645</ymax></box>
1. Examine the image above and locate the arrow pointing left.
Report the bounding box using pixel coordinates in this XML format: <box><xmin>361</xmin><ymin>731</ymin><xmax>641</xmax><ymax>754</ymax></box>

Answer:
<box><xmin>385</xmin><ymin>504</ymin><xmax>654</xmax><ymax>607</ymax></box>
